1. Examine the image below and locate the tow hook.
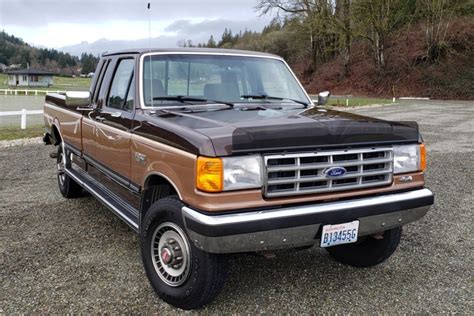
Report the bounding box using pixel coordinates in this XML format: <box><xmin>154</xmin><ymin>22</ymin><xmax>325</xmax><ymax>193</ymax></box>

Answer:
<box><xmin>371</xmin><ymin>232</ymin><xmax>385</xmax><ymax>240</ymax></box>
<box><xmin>259</xmin><ymin>251</ymin><xmax>277</xmax><ymax>259</ymax></box>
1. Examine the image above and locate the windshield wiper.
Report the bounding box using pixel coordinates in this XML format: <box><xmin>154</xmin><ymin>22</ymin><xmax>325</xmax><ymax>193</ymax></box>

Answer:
<box><xmin>241</xmin><ymin>94</ymin><xmax>309</xmax><ymax>108</ymax></box>
<box><xmin>153</xmin><ymin>96</ymin><xmax>234</xmax><ymax>108</ymax></box>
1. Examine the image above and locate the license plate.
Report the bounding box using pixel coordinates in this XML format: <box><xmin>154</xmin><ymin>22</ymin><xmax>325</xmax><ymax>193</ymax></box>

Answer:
<box><xmin>320</xmin><ymin>220</ymin><xmax>359</xmax><ymax>248</ymax></box>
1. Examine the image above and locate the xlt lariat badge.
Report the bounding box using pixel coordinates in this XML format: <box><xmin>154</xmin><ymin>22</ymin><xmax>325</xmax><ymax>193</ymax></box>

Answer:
<box><xmin>400</xmin><ymin>175</ymin><xmax>413</xmax><ymax>183</ymax></box>
<box><xmin>135</xmin><ymin>152</ymin><xmax>147</xmax><ymax>163</ymax></box>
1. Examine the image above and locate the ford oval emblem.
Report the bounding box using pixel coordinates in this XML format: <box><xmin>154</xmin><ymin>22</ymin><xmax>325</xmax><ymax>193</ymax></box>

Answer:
<box><xmin>324</xmin><ymin>167</ymin><xmax>347</xmax><ymax>178</ymax></box>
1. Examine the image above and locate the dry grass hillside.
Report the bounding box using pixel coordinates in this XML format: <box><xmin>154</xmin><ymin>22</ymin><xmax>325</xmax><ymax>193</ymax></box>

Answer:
<box><xmin>301</xmin><ymin>17</ymin><xmax>474</xmax><ymax>100</ymax></box>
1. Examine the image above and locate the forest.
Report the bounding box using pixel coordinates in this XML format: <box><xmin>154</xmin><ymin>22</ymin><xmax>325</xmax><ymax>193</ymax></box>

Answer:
<box><xmin>187</xmin><ymin>0</ymin><xmax>474</xmax><ymax>99</ymax></box>
<box><xmin>0</xmin><ymin>31</ymin><xmax>98</xmax><ymax>75</ymax></box>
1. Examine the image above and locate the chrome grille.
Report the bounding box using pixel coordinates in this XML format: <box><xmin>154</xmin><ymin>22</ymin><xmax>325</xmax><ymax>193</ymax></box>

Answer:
<box><xmin>264</xmin><ymin>148</ymin><xmax>393</xmax><ymax>197</ymax></box>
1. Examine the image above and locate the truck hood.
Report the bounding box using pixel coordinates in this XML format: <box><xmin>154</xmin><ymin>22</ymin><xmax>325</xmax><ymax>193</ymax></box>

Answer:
<box><xmin>139</xmin><ymin>106</ymin><xmax>420</xmax><ymax>156</ymax></box>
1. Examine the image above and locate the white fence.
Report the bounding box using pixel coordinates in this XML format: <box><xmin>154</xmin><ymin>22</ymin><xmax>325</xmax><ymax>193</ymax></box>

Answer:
<box><xmin>0</xmin><ymin>109</ymin><xmax>43</xmax><ymax>129</ymax></box>
<box><xmin>1</xmin><ymin>89</ymin><xmax>66</xmax><ymax>96</ymax></box>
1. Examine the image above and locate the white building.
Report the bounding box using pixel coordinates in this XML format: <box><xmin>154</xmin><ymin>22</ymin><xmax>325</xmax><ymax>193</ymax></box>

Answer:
<box><xmin>6</xmin><ymin>69</ymin><xmax>54</xmax><ymax>87</ymax></box>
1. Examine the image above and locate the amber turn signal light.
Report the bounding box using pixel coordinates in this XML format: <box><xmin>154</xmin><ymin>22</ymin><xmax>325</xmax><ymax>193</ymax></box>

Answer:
<box><xmin>420</xmin><ymin>143</ymin><xmax>426</xmax><ymax>172</ymax></box>
<box><xmin>196</xmin><ymin>157</ymin><xmax>223</xmax><ymax>192</ymax></box>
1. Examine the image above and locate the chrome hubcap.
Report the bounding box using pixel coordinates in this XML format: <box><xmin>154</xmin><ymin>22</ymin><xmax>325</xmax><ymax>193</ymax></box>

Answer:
<box><xmin>151</xmin><ymin>222</ymin><xmax>191</xmax><ymax>287</ymax></box>
<box><xmin>57</xmin><ymin>151</ymin><xmax>66</xmax><ymax>185</ymax></box>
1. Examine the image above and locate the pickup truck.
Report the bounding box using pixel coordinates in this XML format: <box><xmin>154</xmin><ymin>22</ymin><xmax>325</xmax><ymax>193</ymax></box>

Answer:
<box><xmin>43</xmin><ymin>48</ymin><xmax>434</xmax><ymax>310</ymax></box>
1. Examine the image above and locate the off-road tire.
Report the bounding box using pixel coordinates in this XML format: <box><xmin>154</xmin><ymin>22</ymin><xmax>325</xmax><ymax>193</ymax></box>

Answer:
<box><xmin>325</xmin><ymin>227</ymin><xmax>402</xmax><ymax>267</ymax></box>
<box><xmin>57</xmin><ymin>145</ymin><xmax>82</xmax><ymax>198</ymax></box>
<box><xmin>141</xmin><ymin>197</ymin><xmax>229</xmax><ymax>310</ymax></box>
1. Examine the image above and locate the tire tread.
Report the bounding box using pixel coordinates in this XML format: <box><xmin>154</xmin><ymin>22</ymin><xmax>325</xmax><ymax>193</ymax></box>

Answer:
<box><xmin>57</xmin><ymin>145</ymin><xmax>82</xmax><ymax>198</ymax></box>
<box><xmin>326</xmin><ymin>227</ymin><xmax>402</xmax><ymax>267</ymax></box>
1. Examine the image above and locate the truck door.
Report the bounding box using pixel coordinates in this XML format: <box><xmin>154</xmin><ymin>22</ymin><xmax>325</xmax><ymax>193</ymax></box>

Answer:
<box><xmin>86</xmin><ymin>57</ymin><xmax>137</xmax><ymax>195</ymax></box>
<box><xmin>82</xmin><ymin>58</ymin><xmax>110</xmax><ymax>158</ymax></box>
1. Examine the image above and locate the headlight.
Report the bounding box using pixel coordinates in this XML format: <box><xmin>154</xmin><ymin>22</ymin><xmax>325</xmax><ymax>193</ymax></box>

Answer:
<box><xmin>393</xmin><ymin>144</ymin><xmax>426</xmax><ymax>174</ymax></box>
<box><xmin>223</xmin><ymin>156</ymin><xmax>262</xmax><ymax>190</ymax></box>
<box><xmin>196</xmin><ymin>155</ymin><xmax>262</xmax><ymax>192</ymax></box>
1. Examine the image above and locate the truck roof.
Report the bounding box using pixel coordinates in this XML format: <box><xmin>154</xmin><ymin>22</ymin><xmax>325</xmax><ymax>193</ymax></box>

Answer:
<box><xmin>102</xmin><ymin>47</ymin><xmax>281</xmax><ymax>59</ymax></box>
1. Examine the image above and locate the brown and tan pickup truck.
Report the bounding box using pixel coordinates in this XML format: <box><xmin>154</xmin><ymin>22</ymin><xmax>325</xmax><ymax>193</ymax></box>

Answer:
<box><xmin>43</xmin><ymin>48</ymin><xmax>434</xmax><ymax>310</ymax></box>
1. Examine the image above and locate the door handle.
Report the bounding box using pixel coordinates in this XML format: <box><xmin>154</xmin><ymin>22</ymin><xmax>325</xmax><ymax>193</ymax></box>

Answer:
<box><xmin>110</xmin><ymin>111</ymin><xmax>122</xmax><ymax>118</ymax></box>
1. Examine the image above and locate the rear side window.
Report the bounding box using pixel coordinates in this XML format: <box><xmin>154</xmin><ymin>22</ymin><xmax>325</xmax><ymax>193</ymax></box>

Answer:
<box><xmin>108</xmin><ymin>59</ymin><xmax>134</xmax><ymax>110</ymax></box>
<box><xmin>124</xmin><ymin>75</ymin><xmax>135</xmax><ymax>111</ymax></box>
<box><xmin>93</xmin><ymin>59</ymin><xmax>110</xmax><ymax>104</ymax></box>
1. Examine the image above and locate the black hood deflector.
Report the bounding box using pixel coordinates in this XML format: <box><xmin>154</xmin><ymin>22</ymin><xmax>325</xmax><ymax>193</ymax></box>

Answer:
<box><xmin>231</xmin><ymin>108</ymin><xmax>420</xmax><ymax>154</ymax></box>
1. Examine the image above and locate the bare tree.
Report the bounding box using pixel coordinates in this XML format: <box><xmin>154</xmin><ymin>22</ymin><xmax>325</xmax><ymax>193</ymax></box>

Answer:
<box><xmin>333</xmin><ymin>0</ymin><xmax>353</xmax><ymax>74</ymax></box>
<box><xmin>353</xmin><ymin>0</ymin><xmax>413</xmax><ymax>71</ymax></box>
<box><xmin>256</xmin><ymin>0</ymin><xmax>351</xmax><ymax>71</ymax></box>
<box><xmin>418</xmin><ymin>0</ymin><xmax>459</xmax><ymax>62</ymax></box>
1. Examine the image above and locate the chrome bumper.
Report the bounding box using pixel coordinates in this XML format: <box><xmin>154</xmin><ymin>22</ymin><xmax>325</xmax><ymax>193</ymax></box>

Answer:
<box><xmin>182</xmin><ymin>188</ymin><xmax>434</xmax><ymax>254</ymax></box>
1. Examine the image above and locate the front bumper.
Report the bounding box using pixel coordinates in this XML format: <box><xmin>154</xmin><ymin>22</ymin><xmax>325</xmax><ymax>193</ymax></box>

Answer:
<box><xmin>182</xmin><ymin>188</ymin><xmax>434</xmax><ymax>253</ymax></box>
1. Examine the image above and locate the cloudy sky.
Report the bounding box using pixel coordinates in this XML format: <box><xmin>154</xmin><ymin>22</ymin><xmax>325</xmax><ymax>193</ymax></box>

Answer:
<box><xmin>0</xmin><ymin>0</ymin><xmax>274</xmax><ymax>55</ymax></box>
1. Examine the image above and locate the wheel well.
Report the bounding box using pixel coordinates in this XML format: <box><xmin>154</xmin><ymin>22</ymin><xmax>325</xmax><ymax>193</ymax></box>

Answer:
<box><xmin>51</xmin><ymin>124</ymin><xmax>61</xmax><ymax>145</ymax></box>
<box><xmin>141</xmin><ymin>174</ymin><xmax>178</xmax><ymax>215</ymax></box>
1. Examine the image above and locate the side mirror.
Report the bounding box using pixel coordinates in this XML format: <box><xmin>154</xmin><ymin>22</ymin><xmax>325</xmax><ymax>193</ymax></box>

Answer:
<box><xmin>317</xmin><ymin>91</ymin><xmax>331</xmax><ymax>106</ymax></box>
<box><xmin>65</xmin><ymin>91</ymin><xmax>91</xmax><ymax>107</ymax></box>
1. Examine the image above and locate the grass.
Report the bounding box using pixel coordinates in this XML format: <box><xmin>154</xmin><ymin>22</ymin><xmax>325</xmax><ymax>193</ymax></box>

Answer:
<box><xmin>51</xmin><ymin>76</ymin><xmax>92</xmax><ymax>90</ymax></box>
<box><xmin>0</xmin><ymin>73</ymin><xmax>92</xmax><ymax>93</ymax></box>
<box><xmin>0</xmin><ymin>125</ymin><xmax>44</xmax><ymax>141</ymax></box>
<box><xmin>327</xmin><ymin>97</ymin><xmax>393</xmax><ymax>107</ymax></box>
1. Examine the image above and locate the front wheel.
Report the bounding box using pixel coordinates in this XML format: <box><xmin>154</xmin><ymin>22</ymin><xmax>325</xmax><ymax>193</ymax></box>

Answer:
<box><xmin>325</xmin><ymin>227</ymin><xmax>402</xmax><ymax>267</ymax></box>
<box><xmin>141</xmin><ymin>197</ymin><xmax>229</xmax><ymax>310</ymax></box>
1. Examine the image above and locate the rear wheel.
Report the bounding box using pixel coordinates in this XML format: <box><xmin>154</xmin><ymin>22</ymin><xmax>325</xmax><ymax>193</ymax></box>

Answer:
<box><xmin>57</xmin><ymin>144</ymin><xmax>82</xmax><ymax>198</ymax></box>
<box><xmin>141</xmin><ymin>197</ymin><xmax>229</xmax><ymax>310</ymax></box>
<box><xmin>325</xmin><ymin>227</ymin><xmax>402</xmax><ymax>267</ymax></box>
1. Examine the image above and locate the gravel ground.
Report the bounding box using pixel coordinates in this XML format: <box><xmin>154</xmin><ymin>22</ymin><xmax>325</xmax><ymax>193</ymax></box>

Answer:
<box><xmin>1</xmin><ymin>100</ymin><xmax>473</xmax><ymax>313</ymax></box>
<box><xmin>0</xmin><ymin>137</ymin><xmax>42</xmax><ymax>148</ymax></box>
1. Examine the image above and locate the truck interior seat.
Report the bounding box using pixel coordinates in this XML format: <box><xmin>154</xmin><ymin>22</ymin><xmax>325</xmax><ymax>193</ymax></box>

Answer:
<box><xmin>204</xmin><ymin>83</ymin><xmax>240</xmax><ymax>101</ymax></box>
<box><xmin>144</xmin><ymin>79</ymin><xmax>165</xmax><ymax>102</ymax></box>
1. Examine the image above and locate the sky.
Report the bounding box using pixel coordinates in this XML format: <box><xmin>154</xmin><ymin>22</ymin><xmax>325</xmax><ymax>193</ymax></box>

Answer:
<box><xmin>0</xmin><ymin>0</ymin><xmax>275</xmax><ymax>55</ymax></box>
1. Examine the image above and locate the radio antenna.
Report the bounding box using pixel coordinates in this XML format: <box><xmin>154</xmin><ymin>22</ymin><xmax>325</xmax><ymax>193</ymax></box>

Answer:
<box><xmin>147</xmin><ymin>2</ymin><xmax>154</xmax><ymax>107</ymax></box>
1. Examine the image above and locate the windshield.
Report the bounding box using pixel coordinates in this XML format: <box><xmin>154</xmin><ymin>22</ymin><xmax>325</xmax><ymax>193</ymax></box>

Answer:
<box><xmin>141</xmin><ymin>54</ymin><xmax>310</xmax><ymax>107</ymax></box>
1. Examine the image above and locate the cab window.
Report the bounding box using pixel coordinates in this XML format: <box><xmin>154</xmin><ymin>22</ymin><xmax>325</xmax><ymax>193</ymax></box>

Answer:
<box><xmin>108</xmin><ymin>59</ymin><xmax>134</xmax><ymax>110</ymax></box>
